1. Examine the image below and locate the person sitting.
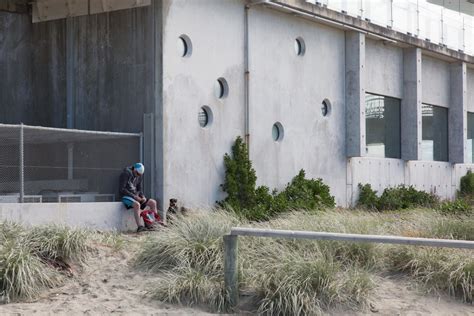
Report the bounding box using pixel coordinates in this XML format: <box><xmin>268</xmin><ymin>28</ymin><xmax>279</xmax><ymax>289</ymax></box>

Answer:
<box><xmin>119</xmin><ymin>162</ymin><xmax>159</xmax><ymax>232</ymax></box>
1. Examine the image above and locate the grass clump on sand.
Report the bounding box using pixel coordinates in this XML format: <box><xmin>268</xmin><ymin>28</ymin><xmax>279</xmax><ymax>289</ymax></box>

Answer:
<box><xmin>388</xmin><ymin>246</ymin><xmax>473</xmax><ymax>303</ymax></box>
<box><xmin>136</xmin><ymin>210</ymin><xmax>380</xmax><ymax>314</ymax></box>
<box><xmin>0</xmin><ymin>222</ymin><xmax>90</xmax><ymax>303</ymax></box>
<box><xmin>136</xmin><ymin>209</ymin><xmax>474</xmax><ymax>314</ymax></box>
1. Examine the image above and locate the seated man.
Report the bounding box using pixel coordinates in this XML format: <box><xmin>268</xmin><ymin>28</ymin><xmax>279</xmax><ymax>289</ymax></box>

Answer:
<box><xmin>119</xmin><ymin>162</ymin><xmax>158</xmax><ymax>232</ymax></box>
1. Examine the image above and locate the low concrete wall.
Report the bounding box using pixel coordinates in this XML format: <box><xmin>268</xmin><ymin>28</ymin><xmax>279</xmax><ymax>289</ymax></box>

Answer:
<box><xmin>348</xmin><ymin>157</ymin><xmax>474</xmax><ymax>205</ymax></box>
<box><xmin>0</xmin><ymin>202</ymin><xmax>136</xmax><ymax>231</ymax></box>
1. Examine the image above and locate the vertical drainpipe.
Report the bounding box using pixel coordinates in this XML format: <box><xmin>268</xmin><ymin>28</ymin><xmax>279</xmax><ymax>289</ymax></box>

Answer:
<box><xmin>244</xmin><ymin>4</ymin><xmax>250</xmax><ymax>152</ymax></box>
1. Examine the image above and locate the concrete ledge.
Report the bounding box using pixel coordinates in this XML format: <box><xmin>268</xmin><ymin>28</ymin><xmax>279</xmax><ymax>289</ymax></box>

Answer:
<box><xmin>349</xmin><ymin>157</ymin><xmax>474</xmax><ymax>205</ymax></box>
<box><xmin>0</xmin><ymin>202</ymin><xmax>136</xmax><ymax>231</ymax></box>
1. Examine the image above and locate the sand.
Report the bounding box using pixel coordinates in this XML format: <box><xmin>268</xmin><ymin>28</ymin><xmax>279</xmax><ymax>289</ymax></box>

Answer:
<box><xmin>0</xmin><ymin>233</ymin><xmax>472</xmax><ymax>316</ymax></box>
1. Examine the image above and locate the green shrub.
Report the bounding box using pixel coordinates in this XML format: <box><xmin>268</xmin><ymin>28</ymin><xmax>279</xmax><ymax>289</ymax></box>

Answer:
<box><xmin>438</xmin><ymin>199</ymin><xmax>472</xmax><ymax>216</ymax></box>
<box><xmin>275</xmin><ymin>169</ymin><xmax>335</xmax><ymax>211</ymax></box>
<box><xmin>460</xmin><ymin>170</ymin><xmax>474</xmax><ymax>196</ymax></box>
<box><xmin>218</xmin><ymin>137</ymin><xmax>335</xmax><ymax>220</ymax></box>
<box><xmin>357</xmin><ymin>184</ymin><xmax>438</xmax><ymax>211</ymax></box>
<box><xmin>378</xmin><ymin>186</ymin><xmax>438</xmax><ymax>210</ymax></box>
<box><xmin>218</xmin><ymin>136</ymin><xmax>257</xmax><ymax>211</ymax></box>
<box><xmin>357</xmin><ymin>184</ymin><xmax>378</xmax><ymax>210</ymax></box>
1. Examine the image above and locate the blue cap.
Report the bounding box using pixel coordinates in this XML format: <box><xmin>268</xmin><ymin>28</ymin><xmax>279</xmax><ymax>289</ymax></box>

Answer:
<box><xmin>134</xmin><ymin>163</ymin><xmax>145</xmax><ymax>175</ymax></box>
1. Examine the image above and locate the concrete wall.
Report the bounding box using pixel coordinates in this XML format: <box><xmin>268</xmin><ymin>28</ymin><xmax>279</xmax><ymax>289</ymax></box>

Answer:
<box><xmin>0</xmin><ymin>202</ymin><xmax>136</xmax><ymax>231</ymax></box>
<box><xmin>161</xmin><ymin>0</ymin><xmax>246</xmax><ymax>207</ymax></box>
<box><xmin>248</xmin><ymin>6</ymin><xmax>347</xmax><ymax>205</ymax></box>
<box><xmin>1</xmin><ymin>12</ymin><xmax>70</xmax><ymax>128</ymax></box>
<box><xmin>422</xmin><ymin>55</ymin><xmax>450</xmax><ymax>107</ymax></box>
<box><xmin>349</xmin><ymin>157</ymin><xmax>474</xmax><ymax>204</ymax></box>
<box><xmin>468</xmin><ymin>67</ymin><xmax>474</xmax><ymax>112</ymax></box>
<box><xmin>0</xmin><ymin>6</ymin><xmax>155</xmax><ymax>133</ymax></box>
<box><xmin>365</xmin><ymin>39</ymin><xmax>403</xmax><ymax>98</ymax></box>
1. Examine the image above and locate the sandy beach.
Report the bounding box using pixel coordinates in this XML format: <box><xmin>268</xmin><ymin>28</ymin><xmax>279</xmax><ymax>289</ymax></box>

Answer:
<box><xmin>0</xmin><ymin>234</ymin><xmax>471</xmax><ymax>316</ymax></box>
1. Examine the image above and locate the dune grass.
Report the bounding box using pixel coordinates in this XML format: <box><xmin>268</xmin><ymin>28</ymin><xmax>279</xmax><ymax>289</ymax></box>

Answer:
<box><xmin>135</xmin><ymin>209</ymin><xmax>474</xmax><ymax>314</ymax></box>
<box><xmin>0</xmin><ymin>222</ymin><xmax>91</xmax><ymax>303</ymax></box>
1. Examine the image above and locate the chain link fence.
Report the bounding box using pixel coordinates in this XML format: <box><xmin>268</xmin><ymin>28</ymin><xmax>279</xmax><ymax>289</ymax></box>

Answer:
<box><xmin>0</xmin><ymin>124</ymin><xmax>141</xmax><ymax>203</ymax></box>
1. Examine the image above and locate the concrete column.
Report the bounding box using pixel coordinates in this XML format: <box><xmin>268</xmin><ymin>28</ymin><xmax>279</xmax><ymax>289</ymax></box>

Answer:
<box><xmin>449</xmin><ymin>62</ymin><xmax>467</xmax><ymax>163</ymax></box>
<box><xmin>401</xmin><ymin>48</ymin><xmax>422</xmax><ymax>161</ymax></box>
<box><xmin>345</xmin><ymin>32</ymin><xmax>366</xmax><ymax>157</ymax></box>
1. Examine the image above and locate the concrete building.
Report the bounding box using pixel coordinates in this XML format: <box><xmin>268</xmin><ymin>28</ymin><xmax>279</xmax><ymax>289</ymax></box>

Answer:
<box><xmin>1</xmin><ymin>0</ymin><xmax>474</xmax><ymax>228</ymax></box>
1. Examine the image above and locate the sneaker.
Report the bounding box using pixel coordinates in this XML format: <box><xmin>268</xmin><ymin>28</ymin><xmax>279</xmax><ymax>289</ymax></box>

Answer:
<box><xmin>136</xmin><ymin>225</ymin><xmax>146</xmax><ymax>233</ymax></box>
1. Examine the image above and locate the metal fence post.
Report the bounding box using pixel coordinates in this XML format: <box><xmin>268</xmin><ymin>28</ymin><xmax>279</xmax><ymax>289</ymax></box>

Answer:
<box><xmin>19</xmin><ymin>123</ymin><xmax>24</xmax><ymax>203</ymax></box>
<box><xmin>223</xmin><ymin>234</ymin><xmax>238</xmax><ymax>308</ymax></box>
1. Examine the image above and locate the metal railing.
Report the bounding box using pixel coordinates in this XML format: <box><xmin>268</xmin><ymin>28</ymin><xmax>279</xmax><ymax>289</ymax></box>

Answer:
<box><xmin>223</xmin><ymin>227</ymin><xmax>474</xmax><ymax>307</ymax></box>
<box><xmin>306</xmin><ymin>0</ymin><xmax>474</xmax><ymax>56</ymax></box>
<box><xmin>0</xmin><ymin>123</ymin><xmax>141</xmax><ymax>203</ymax></box>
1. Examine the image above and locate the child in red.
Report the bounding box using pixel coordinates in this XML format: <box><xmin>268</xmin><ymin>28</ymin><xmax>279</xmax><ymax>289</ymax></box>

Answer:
<box><xmin>139</xmin><ymin>210</ymin><xmax>165</xmax><ymax>230</ymax></box>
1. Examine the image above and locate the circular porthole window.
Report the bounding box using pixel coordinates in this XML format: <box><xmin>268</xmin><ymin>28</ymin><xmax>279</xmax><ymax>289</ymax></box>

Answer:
<box><xmin>177</xmin><ymin>35</ymin><xmax>192</xmax><ymax>57</ymax></box>
<box><xmin>321</xmin><ymin>99</ymin><xmax>331</xmax><ymax>117</ymax></box>
<box><xmin>294</xmin><ymin>37</ymin><xmax>306</xmax><ymax>56</ymax></box>
<box><xmin>272</xmin><ymin>122</ymin><xmax>284</xmax><ymax>142</ymax></box>
<box><xmin>198</xmin><ymin>106</ymin><xmax>213</xmax><ymax>128</ymax></box>
<box><xmin>214</xmin><ymin>78</ymin><xmax>229</xmax><ymax>99</ymax></box>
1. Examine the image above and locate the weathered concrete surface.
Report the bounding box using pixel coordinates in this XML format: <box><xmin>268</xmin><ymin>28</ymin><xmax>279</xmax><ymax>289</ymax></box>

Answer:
<box><xmin>365</xmin><ymin>38</ymin><xmax>403</xmax><ymax>99</ymax></box>
<box><xmin>349</xmin><ymin>157</ymin><xmax>474</xmax><ymax>203</ymax></box>
<box><xmin>468</xmin><ymin>67</ymin><xmax>474</xmax><ymax>113</ymax></box>
<box><xmin>0</xmin><ymin>202</ymin><xmax>136</xmax><ymax>231</ymax></box>
<box><xmin>0</xmin><ymin>6</ymin><xmax>155</xmax><ymax>133</ymax></box>
<box><xmin>448</xmin><ymin>63</ymin><xmax>467</xmax><ymax>163</ymax></box>
<box><xmin>248</xmin><ymin>6</ymin><xmax>347</xmax><ymax>206</ymax></box>
<box><xmin>422</xmin><ymin>55</ymin><xmax>450</xmax><ymax>107</ymax></box>
<box><xmin>161</xmin><ymin>0</ymin><xmax>246</xmax><ymax>208</ymax></box>
<box><xmin>345</xmin><ymin>31</ymin><xmax>365</xmax><ymax>158</ymax></box>
<box><xmin>401</xmin><ymin>48</ymin><xmax>422</xmax><ymax>161</ymax></box>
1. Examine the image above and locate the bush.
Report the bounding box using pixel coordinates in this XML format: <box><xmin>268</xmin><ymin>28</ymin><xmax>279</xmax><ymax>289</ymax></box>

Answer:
<box><xmin>438</xmin><ymin>199</ymin><xmax>472</xmax><ymax>216</ymax></box>
<box><xmin>357</xmin><ymin>184</ymin><xmax>438</xmax><ymax>211</ymax></box>
<box><xmin>275</xmin><ymin>169</ymin><xmax>335</xmax><ymax>211</ymax></box>
<box><xmin>357</xmin><ymin>184</ymin><xmax>378</xmax><ymax>210</ymax></box>
<box><xmin>460</xmin><ymin>170</ymin><xmax>474</xmax><ymax>196</ymax></box>
<box><xmin>218</xmin><ymin>136</ymin><xmax>257</xmax><ymax>211</ymax></box>
<box><xmin>219</xmin><ymin>137</ymin><xmax>335</xmax><ymax>220</ymax></box>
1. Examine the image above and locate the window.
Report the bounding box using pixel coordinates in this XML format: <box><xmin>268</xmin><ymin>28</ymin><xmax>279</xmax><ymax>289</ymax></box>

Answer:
<box><xmin>365</xmin><ymin>93</ymin><xmax>401</xmax><ymax>158</ymax></box>
<box><xmin>422</xmin><ymin>104</ymin><xmax>448</xmax><ymax>161</ymax></box>
<box><xmin>177</xmin><ymin>35</ymin><xmax>192</xmax><ymax>57</ymax></box>
<box><xmin>321</xmin><ymin>99</ymin><xmax>331</xmax><ymax>117</ymax></box>
<box><xmin>272</xmin><ymin>122</ymin><xmax>284</xmax><ymax>142</ymax></box>
<box><xmin>214</xmin><ymin>78</ymin><xmax>229</xmax><ymax>99</ymax></box>
<box><xmin>198</xmin><ymin>106</ymin><xmax>213</xmax><ymax>128</ymax></box>
<box><xmin>294</xmin><ymin>37</ymin><xmax>305</xmax><ymax>56</ymax></box>
<box><xmin>467</xmin><ymin>112</ymin><xmax>474</xmax><ymax>163</ymax></box>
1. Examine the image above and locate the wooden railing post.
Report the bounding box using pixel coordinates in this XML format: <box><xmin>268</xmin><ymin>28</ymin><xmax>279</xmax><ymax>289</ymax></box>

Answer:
<box><xmin>223</xmin><ymin>234</ymin><xmax>238</xmax><ymax>308</ymax></box>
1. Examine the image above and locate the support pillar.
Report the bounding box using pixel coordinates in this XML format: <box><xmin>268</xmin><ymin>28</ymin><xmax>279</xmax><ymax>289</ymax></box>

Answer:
<box><xmin>345</xmin><ymin>32</ymin><xmax>366</xmax><ymax>157</ymax></box>
<box><xmin>449</xmin><ymin>62</ymin><xmax>467</xmax><ymax>163</ymax></box>
<box><xmin>401</xmin><ymin>48</ymin><xmax>422</xmax><ymax>161</ymax></box>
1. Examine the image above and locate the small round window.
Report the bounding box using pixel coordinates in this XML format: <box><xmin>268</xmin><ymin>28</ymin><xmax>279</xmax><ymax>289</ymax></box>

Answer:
<box><xmin>321</xmin><ymin>99</ymin><xmax>331</xmax><ymax>117</ymax></box>
<box><xmin>198</xmin><ymin>106</ymin><xmax>213</xmax><ymax>128</ymax></box>
<box><xmin>177</xmin><ymin>35</ymin><xmax>192</xmax><ymax>57</ymax></box>
<box><xmin>214</xmin><ymin>78</ymin><xmax>229</xmax><ymax>99</ymax></box>
<box><xmin>272</xmin><ymin>122</ymin><xmax>284</xmax><ymax>142</ymax></box>
<box><xmin>294</xmin><ymin>37</ymin><xmax>306</xmax><ymax>56</ymax></box>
